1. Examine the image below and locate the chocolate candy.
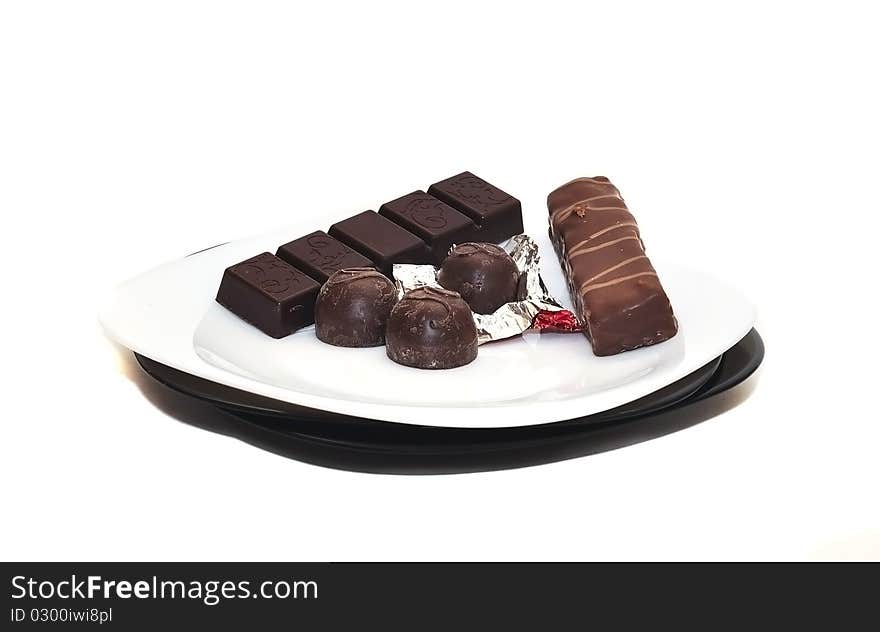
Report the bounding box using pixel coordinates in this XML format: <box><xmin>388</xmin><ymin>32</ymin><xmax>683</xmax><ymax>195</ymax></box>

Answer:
<box><xmin>547</xmin><ymin>177</ymin><xmax>678</xmax><ymax>356</ymax></box>
<box><xmin>386</xmin><ymin>287</ymin><xmax>478</xmax><ymax>369</ymax></box>
<box><xmin>428</xmin><ymin>171</ymin><xmax>523</xmax><ymax>244</ymax></box>
<box><xmin>215</xmin><ymin>172</ymin><xmax>525</xmax><ymax>338</ymax></box>
<box><xmin>216</xmin><ymin>252</ymin><xmax>320</xmax><ymax>338</ymax></box>
<box><xmin>314</xmin><ymin>268</ymin><xmax>397</xmax><ymax>347</ymax></box>
<box><xmin>379</xmin><ymin>191</ymin><xmax>478</xmax><ymax>265</ymax></box>
<box><xmin>437</xmin><ymin>243</ymin><xmax>520</xmax><ymax>314</ymax></box>
<box><xmin>329</xmin><ymin>211</ymin><xmax>429</xmax><ymax>277</ymax></box>
<box><xmin>276</xmin><ymin>231</ymin><xmax>374</xmax><ymax>283</ymax></box>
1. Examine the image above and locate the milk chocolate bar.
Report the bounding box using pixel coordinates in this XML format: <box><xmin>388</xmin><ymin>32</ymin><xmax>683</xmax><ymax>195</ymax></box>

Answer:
<box><xmin>547</xmin><ymin>177</ymin><xmax>677</xmax><ymax>356</ymax></box>
<box><xmin>216</xmin><ymin>252</ymin><xmax>320</xmax><ymax>338</ymax></box>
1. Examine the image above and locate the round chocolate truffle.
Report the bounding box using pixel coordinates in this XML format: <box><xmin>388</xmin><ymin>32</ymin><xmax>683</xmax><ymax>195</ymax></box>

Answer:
<box><xmin>437</xmin><ymin>242</ymin><xmax>520</xmax><ymax>314</ymax></box>
<box><xmin>315</xmin><ymin>268</ymin><xmax>397</xmax><ymax>347</ymax></box>
<box><xmin>386</xmin><ymin>287</ymin><xmax>478</xmax><ymax>370</ymax></box>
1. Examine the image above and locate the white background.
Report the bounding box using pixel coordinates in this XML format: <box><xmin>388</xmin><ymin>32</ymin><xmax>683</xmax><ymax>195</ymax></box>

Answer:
<box><xmin>1</xmin><ymin>1</ymin><xmax>878</xmax><ymax>561</ymax></box>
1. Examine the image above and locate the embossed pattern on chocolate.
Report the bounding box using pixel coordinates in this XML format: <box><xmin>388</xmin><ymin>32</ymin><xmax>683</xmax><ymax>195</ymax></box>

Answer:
<box><xmin>315</xmin><ymin>268</ymin><xmax>397</xmax><ymax>347</ymax></box>
<box><xmin>379</xmin><ymin>191</ymin><xmax>478</xmax><ymax>265</ymax></box>
<box><xmin>547</xmin><ymin>177</ymin><xmax>677</xmax><ymax>356</ymax></box>
<box><xmin>276</xmin><ymin>230</ymin><xmax>374</xmax><ymax>283</ymax></box>
<box><xmin>215</xmin><ymin>252</ymin><xmax>320</xmax><ymax>338</ymax></box>
<box><xmin>437</xmin><ymin>242</ymin><xmax>520</xmax><ymax>314</ymax></box>
<box><xmin>385</xmin><ymin>287</ymin><xmax>478</xmax><ymax>369</ymax></box>
<box><xmin>428</xmin><ymin>171</ymin><xmax>523</xmax><ymax>243</ymax></box>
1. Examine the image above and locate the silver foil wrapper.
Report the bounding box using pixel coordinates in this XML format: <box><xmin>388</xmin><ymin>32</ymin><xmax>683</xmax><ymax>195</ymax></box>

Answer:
<box><xmin>393</xmin><ymin>234</ymin><xmax>579</xmax><ymax>344</ymax></box>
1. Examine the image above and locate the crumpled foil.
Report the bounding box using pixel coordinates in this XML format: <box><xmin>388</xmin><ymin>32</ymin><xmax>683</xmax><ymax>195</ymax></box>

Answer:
<box><xmin>393</xmin><ymin>234</ymin><xmax>582</xmax><ymax>344</ymax></box>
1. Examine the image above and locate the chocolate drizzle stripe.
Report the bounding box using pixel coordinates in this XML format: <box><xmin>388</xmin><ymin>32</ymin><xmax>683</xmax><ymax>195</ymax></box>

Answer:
<box><xmin>581</xmin><ymin>271</ymin><xmax>659</xmax><ymax>294</ymax></box>
<box><xmin>569</xmin><ymin>234</ymin><xmax>642</xmax><ymax>258</ymax></box>
<box><xmin>551</xmin><ymin>194</ymin><xmax>622</xmax><ymax>223</ymax></box>
<box><xmin>568</xmin><ymin>222</ymin><xmax>641</xmax><ymax>251</ymax></box>
<box><xmin>587</xmin><ymin>221</ymin><xmax>639</xmax><ymax>241</ymax></box>
<box><xmin>553</xmin><ymin>201</ymin><xmax>626</xmax><ymax>225</ymax></box>
<box><xmin>578</xmin><ymin>255</ymin><xmax>649</xmax><ymax>287</ymax></box>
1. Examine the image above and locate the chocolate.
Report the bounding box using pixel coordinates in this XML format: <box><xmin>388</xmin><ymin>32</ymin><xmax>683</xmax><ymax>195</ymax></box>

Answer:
<box><xmin>386</xmin><ymin>287</ymin><xmax>478</xmax><ymax>369</ymax></box>
<box><xmin>437</xmin><ymin>243</ymin><xmax>520</xmax><ymax>314</ymax></box>
<box><xmin>216</xmin><ymin>173</ymin><xmax>527</xmax><ymax>338</ymax></box>
<box><xmin>547</xmin><ymin>177</ymin><xmax>678</xmax><ymax>356</ymax></box>
<box><xmin>216</xmin><ymin>252</ymin><xmax>320</xmax><ymax>338</ymax></box>
<box><xmin>428</xmin><ymin>171</ymin><xmax>523</xmax><ymax>243</ymax></box>
<box><xmin>378</xmin><ymin>191</ymin><xmax>479</xmax><ymax>265</ymax></box>
<box><xmin>276</xmin><ymin>231</ymin><xmax>374</xmax><ymax>283</ymax></box>
<box><xmin>329</xmin><ymin>211</ymin><xmax>430</xmax><ymax>277</ymax></box>
<box><xmin>314</xmin><ymin>268</ymin><xmax>397</xmax><ymax>347</ymax></box>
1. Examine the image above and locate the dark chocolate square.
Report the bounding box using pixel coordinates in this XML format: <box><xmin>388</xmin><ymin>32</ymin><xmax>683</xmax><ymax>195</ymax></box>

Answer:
<box><xmin>427</xmin><ymin>171</ymin><xmax>523</xmax><ymax>244</ymax></box>
<box><xmin>379</xmin><ymin>191</ymin><xmax>479</xmax><ymax>265</ymax></box>
<box><xmin>215</xmin><ymin>252</ymin><xmax>320</xmax><ymax>338</ymax></box>
<box><xmin>276</xmin><ymin>230</ymin><xmax>374</xmax><ymax>283</ymax></box>
<box><xmin>328</xmin><ymin>211</ymin><xmax>429</xmax><ymax>276</ymax></box>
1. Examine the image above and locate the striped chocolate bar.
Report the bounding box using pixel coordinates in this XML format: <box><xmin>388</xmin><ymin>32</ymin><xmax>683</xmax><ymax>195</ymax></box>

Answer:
<box><xmin>547</xmin><ymin>177</ymin><xmax>678</xmax><ymax>356</ymax></box>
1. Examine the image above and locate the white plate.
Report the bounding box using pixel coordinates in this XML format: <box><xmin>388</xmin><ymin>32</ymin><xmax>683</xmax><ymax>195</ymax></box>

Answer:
<box><xmin>100</xmin><ymin>223</ymin><xmax>755</xmax><ymax>428</ymax></box>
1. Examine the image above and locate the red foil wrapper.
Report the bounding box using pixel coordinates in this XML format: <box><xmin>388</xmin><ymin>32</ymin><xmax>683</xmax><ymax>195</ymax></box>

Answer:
<box><xmin>532</xmin><ymin>309</ymin><xmax>582</xmax><ymax>333</ymax></box>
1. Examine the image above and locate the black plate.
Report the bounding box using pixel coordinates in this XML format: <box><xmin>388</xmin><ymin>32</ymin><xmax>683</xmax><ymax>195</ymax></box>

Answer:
<box><xmin>131</xmin><ymin>330</ymin><xmax>763</xmax><ymax>473</ymax></box>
